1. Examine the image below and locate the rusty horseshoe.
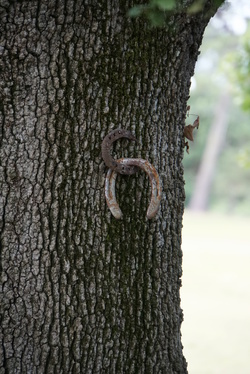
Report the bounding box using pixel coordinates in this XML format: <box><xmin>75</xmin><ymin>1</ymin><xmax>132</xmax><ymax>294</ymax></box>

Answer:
<box><xmin>105</xmin><ymin>158</ymin><xmax>162</xmax><ymax>219</ymax></box>
<box><xmin>101</xmin><ymin>128</ymin><xmax>138</xmax><ymax>175</ymax></box>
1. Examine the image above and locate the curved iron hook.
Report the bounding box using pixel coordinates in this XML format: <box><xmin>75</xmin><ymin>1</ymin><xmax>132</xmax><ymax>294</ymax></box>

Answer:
<box><xmin>105</xmin><ymin>158</ymin><xmax>162</xmax><ymax>219</ymax></box>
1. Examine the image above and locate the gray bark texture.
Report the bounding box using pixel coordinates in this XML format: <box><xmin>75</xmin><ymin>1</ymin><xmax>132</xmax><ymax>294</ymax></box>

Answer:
<box><xmin>0</xmin><ymin>1</ymin><xmax>218</xmax><ymax>373</ymax></box>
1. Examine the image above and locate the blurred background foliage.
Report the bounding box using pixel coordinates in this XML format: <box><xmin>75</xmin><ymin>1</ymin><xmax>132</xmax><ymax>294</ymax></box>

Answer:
<box><xmin>184</xmin><ymin>12</ymin><xmax>250</xmax><ymax>215</ymax></box>
<box><xmin>180</xmin><ymin>3</ymin><xmax>250</xmax><ymax>373</ymax></box>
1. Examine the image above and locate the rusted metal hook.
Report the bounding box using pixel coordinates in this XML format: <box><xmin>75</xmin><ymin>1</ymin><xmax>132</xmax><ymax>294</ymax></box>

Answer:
<box><xmin>105</xmin><ymin>158</ymin><xmax>162</xmax><ymax>219</ymax></box>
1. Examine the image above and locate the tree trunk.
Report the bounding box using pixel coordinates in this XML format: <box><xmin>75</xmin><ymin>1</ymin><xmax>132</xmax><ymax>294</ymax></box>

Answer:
<box><xmin>0</xmin><ymin>1</ymin><xmax>219</xmax><ymax>372</ymax></box>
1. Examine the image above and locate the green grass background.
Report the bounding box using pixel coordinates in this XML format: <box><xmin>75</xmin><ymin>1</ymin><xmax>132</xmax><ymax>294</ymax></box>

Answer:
<box><xmin>181</xmin><ymin>210</ymin><xmax>250</xmax><ymax>373</ymax></box>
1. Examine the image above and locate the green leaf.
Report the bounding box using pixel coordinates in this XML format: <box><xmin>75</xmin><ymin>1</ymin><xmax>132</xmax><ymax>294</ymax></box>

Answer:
<box><xmin>151</xmin><ymin>0</ymin><xmax>176</xmax><ymax>11</ymax></box>
<box><xmin>187</xmin><ymin>0</ymin><xmax>205</xmax><ymax>14</ymax></box>
<box><xmin>214</xmin><ymin>0</ymin><xmax>225</xmax><ymax>7</ymax></box>
<box><xmin>128</xmin><ymin>5</ymin><xmax>145</xmax><ymax>18</ymax></box>
<box><xmin>146</xmin><ymin>8</ymin><xmax>166</xmax><ymax>27</ymax></box>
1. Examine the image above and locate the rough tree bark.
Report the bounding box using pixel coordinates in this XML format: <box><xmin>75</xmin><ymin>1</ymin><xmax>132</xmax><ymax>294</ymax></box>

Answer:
<box><xmin>0</xmin><ymin>1</ymin><xmax>220</xmax><ymax>373</ymax></box>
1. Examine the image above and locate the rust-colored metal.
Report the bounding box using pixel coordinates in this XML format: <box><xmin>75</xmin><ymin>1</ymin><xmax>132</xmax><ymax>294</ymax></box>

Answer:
<box><xmin>105</xmin><ymin>158</ymin><xmax>162</xmax><ymax>219</ymax></box>
<box><xmin>101</xmin><ymin>128</ymin><xmax>138</xmax><ymax>175</ymax></box>
<box><xmin>105</xmin><ymin>167</ymin><xmax>123</xmax><ymax>219</ymax></box>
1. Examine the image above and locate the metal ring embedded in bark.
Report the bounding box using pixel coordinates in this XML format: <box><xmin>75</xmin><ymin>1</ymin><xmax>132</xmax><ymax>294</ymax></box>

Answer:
<box><xmin>101</xmin><ymin>128</ymin><xmax>138</xmax><ymax>175</ymax></box>
<box><xmin>105</xmin><ymin>158</ymin><xmax>162</xmax><ymax>220</ymax></box>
